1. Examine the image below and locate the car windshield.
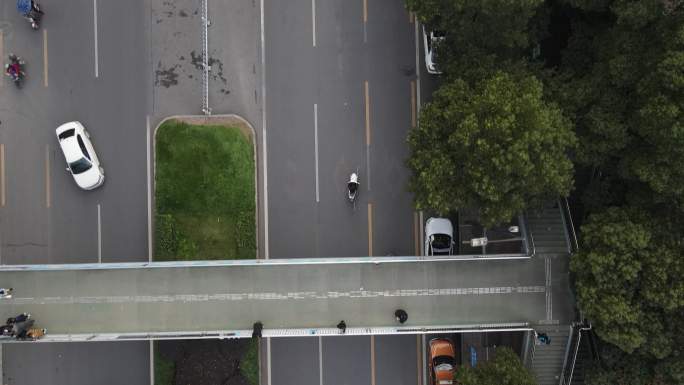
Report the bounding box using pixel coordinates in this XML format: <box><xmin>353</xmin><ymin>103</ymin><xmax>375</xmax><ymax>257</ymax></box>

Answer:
<box><xmin>69</xmin><ymin>157</ymin><xmax>92</xmax><ymax>174</ymax></box>
<box><xmin>434</xmin><ymin>355</ymin><xmax>454</xmax><ymax>370</ymax></box>
<box><xmin>431</xmin><ymin>234</ymin><xmax>452</xmax><ymax>250</ymax></box>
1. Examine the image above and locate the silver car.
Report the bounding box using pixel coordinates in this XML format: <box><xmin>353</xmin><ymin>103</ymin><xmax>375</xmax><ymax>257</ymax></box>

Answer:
<box><xmin>55</xmin><ymin>121</ymin><xmax>105</xmax><ymax>190</ymax></box>
<box><xmin>423</xmin><ymin>26</ymin><xmax>445</xmax><ymax>75</ymax></box>
<box><xmin>425</xmin><ymin>217</ymin><xmax>454</xmax><ymax>256</ymax></box>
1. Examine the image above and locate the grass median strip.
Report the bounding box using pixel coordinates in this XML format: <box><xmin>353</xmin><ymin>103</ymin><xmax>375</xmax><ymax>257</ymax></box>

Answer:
<box><xmin>154</xmin><ymin>119</ymin><xmax>256</xmax><ymax>261</ymax></box>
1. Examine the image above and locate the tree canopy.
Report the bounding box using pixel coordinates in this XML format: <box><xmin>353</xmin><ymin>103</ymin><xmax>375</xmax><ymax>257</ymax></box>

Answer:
<box><xmin>407</xmin><ymin>70</ymin><xmax>576</xmax><ymax>226</ymax></box>
<box><xmin>455</xmin><ymin>346</ymin><xmax>536</xmax><ymax>385</ymax></box>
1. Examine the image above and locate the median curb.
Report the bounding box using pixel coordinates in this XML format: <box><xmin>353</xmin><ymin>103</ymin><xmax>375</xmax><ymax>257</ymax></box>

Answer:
<box><xmin>152</xmin><ymin>114</ymin><xmax>260</xmax><ymax>260</ymax></box>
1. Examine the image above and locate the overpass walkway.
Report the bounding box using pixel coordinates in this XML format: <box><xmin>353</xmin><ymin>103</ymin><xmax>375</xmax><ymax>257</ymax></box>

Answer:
<box><xmin>0</xmin><ymin>254</ymin><xmax>575</xmax><ymax>342</ymax></box>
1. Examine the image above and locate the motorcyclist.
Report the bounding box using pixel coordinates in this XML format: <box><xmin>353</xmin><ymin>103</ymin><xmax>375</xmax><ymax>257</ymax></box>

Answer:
<box><xmin>5</xmin><ymin>62</ymin><xmax>21</xmax><ymax>80</ymax></box>
<box><xmin>347</xmin><ymin>172</ymin><xmax>359</xmax><ymax>202</ymax></box>
<box><xmin>0</xmin><ymin>287</ymin><xmax>13</xmax><ymax>298</ymax></box>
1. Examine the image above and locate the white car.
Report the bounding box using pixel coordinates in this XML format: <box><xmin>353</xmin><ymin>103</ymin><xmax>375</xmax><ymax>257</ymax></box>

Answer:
<box><xmin>55</xmin><ymin>121</ymin><xmax>105</xmax><ymax>190</ymax></box>
<box><xmin>423</xmin><ymin>26</ymin><xmax>445</xmax><ymax>75</ymax></box>
<box><xmin>425</xmin><ymin>217</ymin><xmax>454</xmax><ymax>256</ymax></box>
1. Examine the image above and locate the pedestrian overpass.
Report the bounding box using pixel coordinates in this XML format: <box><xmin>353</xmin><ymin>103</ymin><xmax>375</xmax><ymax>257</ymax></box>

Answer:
<box><xmin>0</xmin><ymin>252</ymin><xmax>574</xmax><ymax>343</ymax></box>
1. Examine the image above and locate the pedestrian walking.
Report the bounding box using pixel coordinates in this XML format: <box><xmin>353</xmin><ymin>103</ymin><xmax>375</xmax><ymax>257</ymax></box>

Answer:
<box><xmin>394</xmin><ymin>309</ymin><xmax>408</xmax><ymax>324</ymax></box>
<box><xmin>337</xmin><ymin>320</ymin><xmax>346</xmax><ymax>334</ymax></box>
<box><xmin>535</xmin><ymin>332</ymin><xmax>551</xmax><ymax>345</ymax></box>
<box><xmin>252</xmin><ymin>321</ymin><xmax>263</xmax><ymax>339</ymax></box>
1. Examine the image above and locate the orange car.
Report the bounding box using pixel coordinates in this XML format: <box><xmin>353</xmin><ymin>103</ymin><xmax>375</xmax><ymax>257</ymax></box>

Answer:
<box><xmin>429</xmin><ymin>338</ymin><xmax>456</xmax><ymax>385</ymax></box>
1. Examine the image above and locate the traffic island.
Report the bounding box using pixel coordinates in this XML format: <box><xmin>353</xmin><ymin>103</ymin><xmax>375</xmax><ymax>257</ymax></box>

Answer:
<box><xmin>154</xmin><ymin>117</ymin><xmax>257</xmax><ymax>261</ymax></box>
<box><xmin>153</xmin><ymin>116</ymin><xmax>258</xmax><ymax>385</ymax></box>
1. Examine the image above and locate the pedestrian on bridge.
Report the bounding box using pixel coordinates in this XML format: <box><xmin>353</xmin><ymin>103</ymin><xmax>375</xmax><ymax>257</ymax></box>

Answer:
<box><xmin>395</xmin><ymin>309</ymin><xmax>408</xmax><ymax>324</ymax></box>
<box><xmin>337</xmin><ymin>320</ymin><xmax>346</xmax><ymax>334</ymax></box>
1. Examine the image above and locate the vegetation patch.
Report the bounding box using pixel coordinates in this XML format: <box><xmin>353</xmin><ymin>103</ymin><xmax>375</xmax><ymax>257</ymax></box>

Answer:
<box><xmin>240</xmin><ymin>338</ymin><xmax>260</xmax><ymax>385</ymax></box>
<box><xmin>155</xmin><ymin>119</ymin><xmax>256</xmax><ymax>260</ymax></box>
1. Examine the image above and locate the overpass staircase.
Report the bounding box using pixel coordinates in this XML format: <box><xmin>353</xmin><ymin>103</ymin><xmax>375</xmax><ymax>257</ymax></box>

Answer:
<box><xmin>526</xmin><ymin>201</ymin><xmax>575</xmax><ymax>255</ymax></box>
<box><xmin>528</xmin><ymin>325</ymin><xmax>572</xmax><ymax>385</ymax></box>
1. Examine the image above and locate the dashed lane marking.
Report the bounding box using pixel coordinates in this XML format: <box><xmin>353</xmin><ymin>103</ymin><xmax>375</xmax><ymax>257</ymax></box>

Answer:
<box><xmin>43</xmin><ymin>29</ymin><xmax>48</xmax><ymax>87</ymax></box>
<box><xmin>370</xmin><ymin>335</ymin><xmax>376</xmax><ymax>385</ymax></box>
<box><xmin>8</xmin><ymin>286</ymin><xmax>547</xmax><ymax>305</ymax></box>
<box><xmin>367</xmin><ymin>203</ymin><xmax>373</xmax><ymax>256</ymax></box>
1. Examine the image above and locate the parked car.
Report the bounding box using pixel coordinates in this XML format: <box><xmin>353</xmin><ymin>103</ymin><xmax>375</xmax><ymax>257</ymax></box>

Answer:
<box><xmin>423</xmin><ymin>26</ymin><xmax>445</xmax><ymax>75</ymax></box>
<box><xmin>55</xmin><ymin>121</ymin><xmax>105</xmax><ymax>190</ymax></box>
<box><xmin>425</xmin><ymin>217</ymin><xmax>455</xmax><ymax>256</ymax></box>
<box><xmin>429</xmin><ymin>338</ymin><xmax>456</xmax><ymax>385</ymax></box>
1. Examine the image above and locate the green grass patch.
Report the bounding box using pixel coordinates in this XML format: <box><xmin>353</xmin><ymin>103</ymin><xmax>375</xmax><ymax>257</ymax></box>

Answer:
<box><xmin>240</xmin><ymin>339</ymin><xmax>260</xmax><ymax>385</ymax></box>
<box><xmin>155</xmin><ymin>120</ymin><xmax>256</xmax><ymax>260</ymax></box>
<box><xmin>154</xmin><ymin>351</ymin><xmax>175</xmax><ymax>385</ymax></box>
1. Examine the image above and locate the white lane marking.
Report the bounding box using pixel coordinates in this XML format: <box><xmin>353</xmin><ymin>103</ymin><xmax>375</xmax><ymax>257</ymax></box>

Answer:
<box><xmin>314</xmin><ymin>104</ymin><xmax>319</xmax><ymax>202</ymax></box>
<box><xmin>1</xmin><ymin>144</ymin><xmax>5</xmax><ymax>207</ymax></box>
<box><xmin>266</xmin><ymin>338</ymin><xmax>272</xmax><ymax>385</ymax></box>
<box><xmin>421</xmin><ymin>334</ymin><xmax>427</xmax><ymax>385</ymax></box>
<box><xmin>147</xmin><ymin>116</ymin><xmax>152</xmax><ymax>262</ymax></box>
<box><xmin>149</xmin><ymin>340</ymin><xmax>154</xmax><ymax>385</ymax></box>
<box><xmin>370</xmin><ymin>335</ymin><xmax>376</xmax><ymax>385</ymax></box>
<box><xmin>93</xmin><ymin>0</ymin><xmax>99</xmax><ymax>77</ymax></box>
<box><xmin>8</xmin><ymin>286</ymin><xmax>546</xmax><ymax>305</ymax></box>
<box><xmin>97</xmin><ymin>203</ymin><xmax>102</xmax><ymax>262</ymax></box>
<box><xmin>318</xmin><ymin>336</ymin><xmax>323</xmax><ymax>385</ymax></box>
<box><xmin>45</xmin><ymin>145</ymin><xmax>50</xmax><ymax>208</ymax></box>
<box><xmin>545</xmin><ymin>257</ymin><xmax>552</xmax><ymax>320</ymax></box>
<box><xmin>260</xmin><ymin>0</ymin><xmax>270</xmax><ymax>259</ymax></box>
<box><xmin>43</xmin><ymin>29</ymin><xmax>48</xmax><ymax>87</ymax></box>
<box><xmin>312</xmin><ymin>0</ymin><xmax>317</xmax><ymax>47</ymax></box>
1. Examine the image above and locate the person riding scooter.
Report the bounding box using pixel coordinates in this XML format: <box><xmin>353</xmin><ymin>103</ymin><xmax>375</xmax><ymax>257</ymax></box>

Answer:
<box><xmin>17</xmin><ymin>0</ymin><xmax>43</xmax><ymax>30</ymax></box>
<box><xmin>347</xmin><ymin>172</ymin><xmax>359</xmax><ymax>203</ymax></box>
<box><xmin>5</xmin><ymin>54</ymin><xmax>26</xmax><ymax>87</ymax></box>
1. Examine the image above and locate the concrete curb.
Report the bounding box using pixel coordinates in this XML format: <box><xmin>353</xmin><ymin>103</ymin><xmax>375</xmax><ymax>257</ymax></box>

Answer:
<box><xmin>152</xmin><ymin>114</ymin><xmax>261</xmax><ymax>260</ymax></box>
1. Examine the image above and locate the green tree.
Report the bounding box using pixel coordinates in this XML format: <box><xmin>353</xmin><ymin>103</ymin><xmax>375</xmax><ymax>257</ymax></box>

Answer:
<box><xmin>455</xmin><ymin>346</ymin><xmax>536</xmax><ymax>385</ymax></box>
<box><xmin>407</xmin><ymin>71</ymin><xmax>576</xmax><ymax>226</ymax></box>
<box><xmin>406</xmin><ymin>0</ymin><xmax>543</xmax><ymax>62</ymax></box>
<box><xmin>570</xmin><ymin>207</ymin><xmax>684</xmax><ymax>358</ymax></box>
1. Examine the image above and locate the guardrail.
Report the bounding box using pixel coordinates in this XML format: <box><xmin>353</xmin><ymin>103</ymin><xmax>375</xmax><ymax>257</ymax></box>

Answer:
<box><xmin>0</xmin><ymin>254</ymin><xmax>533</xmax><ymax>271</ymax></box>
<box><xmin>559</xmin><ymin>198</ymin><xmax>579</xmax><ymax>254</ymax></box>
<box><xmin>559</xmin><ymin>322</ymin><xmax>593</xmax><ymax>385</ymax></box>
<box><xmin>0</xmin><ymin>323</ymin><xmax>532</xmax><ymax>343</ymax></box>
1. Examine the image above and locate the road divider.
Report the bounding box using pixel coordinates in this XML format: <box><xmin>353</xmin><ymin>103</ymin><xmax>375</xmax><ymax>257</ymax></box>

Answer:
<box><xmin>43</xmin><ymin>29</ymin><xmax>48</xmax><ymax>87</ymax></box>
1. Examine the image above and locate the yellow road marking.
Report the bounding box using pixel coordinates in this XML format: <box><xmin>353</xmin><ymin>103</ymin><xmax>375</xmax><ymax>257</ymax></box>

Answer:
<box><xmin>1</xmin><ymin>144</ymin><xmax>5</xmax><ymax>207</ymax></box>
<box><xmin>43</xmin><ymin>29</ymin><xmax>48</xmax><ymax>87</ymax></box>
<box><xmin>363</xmin><ymin>0</ymin><xmax>368</xmax><ymax>23</ymax></box>
<box><xmin>45</xmin><ymin>145</ymin><xmax>50</xmax><ymax>208</ymax></box>
<box><xmin>411</xmin><ymin>80</ymin><xmax>417</xmax><ymax>128</ymax></box>
<box><xmin>365</xmin><ymin>81</ymin><xmax>371</xmax><ymax>145</ymax></box>
<box><xmin>414</xmin><ymin>211</ymin><xmax>420</xmax><ymax>256</ymax></box>
<box><xmin>371</xmin><ymin>335</ymin><xmax>376</xmax><ymax>385</ymax></box>
<box><xmin>416</xmin><ymin>335</ymin><xmax>423</xmax><ymax>385</ymax></box>
<box><xmin>367</xmin><ymin>203</ymin><xmax>373</xmax><ymax>256</ymax></box>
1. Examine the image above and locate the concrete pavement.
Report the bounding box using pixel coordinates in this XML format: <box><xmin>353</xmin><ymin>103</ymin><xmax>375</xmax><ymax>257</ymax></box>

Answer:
<box><xmin>0</xmin><ymin>256</ymin><xmax>572</xmax><ymax>336</ymax></box>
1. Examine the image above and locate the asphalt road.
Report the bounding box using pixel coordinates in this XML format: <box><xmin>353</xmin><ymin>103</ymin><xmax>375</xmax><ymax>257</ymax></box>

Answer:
<box><xmin>0</xmin><ymin>0</ymin><xmax>151</xmax><ymax>383</ymax></box>
<box><xmin>265</xmin><ymin>1</ymin><xmax>429</xmax><ymax>385</ymax></box>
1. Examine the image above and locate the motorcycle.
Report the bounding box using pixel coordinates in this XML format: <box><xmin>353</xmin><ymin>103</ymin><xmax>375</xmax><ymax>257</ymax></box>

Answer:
<box><xmin>17</xmin><ymin>0</ymin><xmax>43</xmax><ymax>30</ymax></box>
<box><xmin>347</xmin><ymin>171</ymin><xmax>359</xmax><ymax>209</ymax></box>
<box><xmin>0</xmin><ymin>288</ymin><xmax>13</xmax><ymax>299</ymax></box>
<box><xmin>5</xmin><ymin>54</ymin><xmax>26</xmax><ymax>88</ymax></box>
